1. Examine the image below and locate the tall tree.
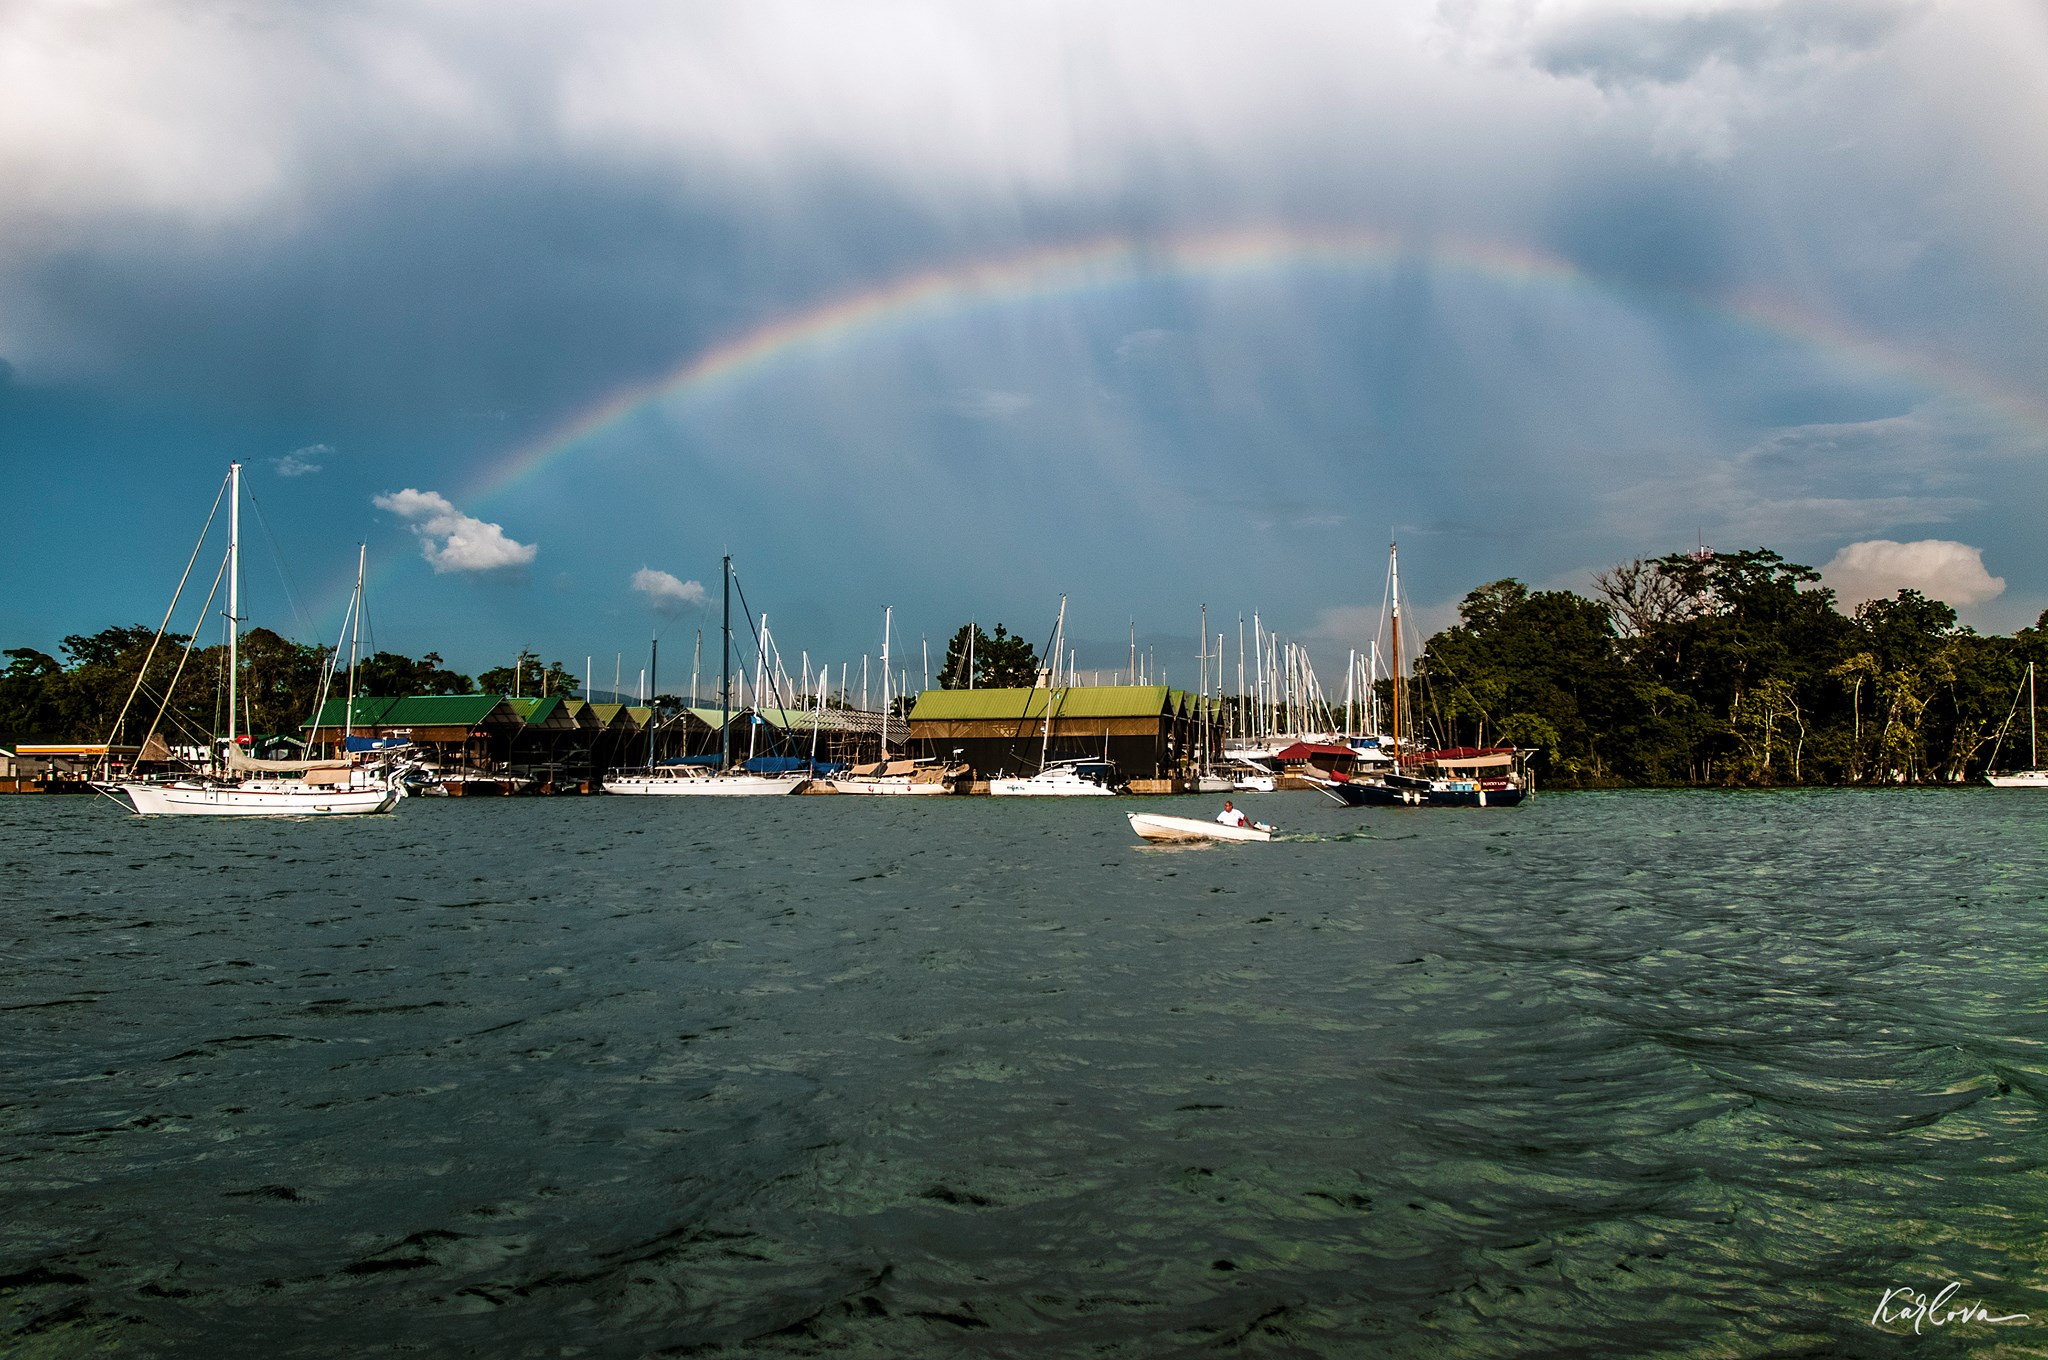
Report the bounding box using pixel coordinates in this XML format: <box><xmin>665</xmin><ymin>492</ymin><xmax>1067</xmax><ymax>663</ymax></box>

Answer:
<box><xmin>478</xmin><ymin>650</ymin><xmax>579</xmax><ymax>697</ymax></box>
<box><xmin>354</xmin><ymin>651</ymin><xmax>474</xmax><ymax>696</ymax></box>
<box><xmin>938</xmin><ymin>624</ymin><xmax>1039</xmax><ymax>689</ymax></box>
<box><xmin>1418</xmin><ymin>579</ymin><xmax>1636</xmax><ymax>784</ymax></box>
<box><xmin>0</xmin><ymin>649</ymin><xmax>63</xmax><ymax>735</ymax></box>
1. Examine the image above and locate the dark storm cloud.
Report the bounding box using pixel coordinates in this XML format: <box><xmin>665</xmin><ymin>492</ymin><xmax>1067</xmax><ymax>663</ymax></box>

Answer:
<box><xmin>10</xmin><ymin>167</ymin><xmax>761</xmax><ymax>425</ymax></box>
<box><xmin>3</xmin><ymin>0</ymin><xmax>2045</xmax><ymax>656</ymax></box>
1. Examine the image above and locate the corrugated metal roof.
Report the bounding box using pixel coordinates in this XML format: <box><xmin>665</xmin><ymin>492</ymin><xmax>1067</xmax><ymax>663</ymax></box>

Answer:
<box><xmin>682</xmin><ymin>704</ymin><xmax>892</xmax><ymax>734</ymax></box>
<box><xmin>908</xmin><ymin>685</ymin><xmax>1172</xmax><ymax>722</ymax></box>
<box><xmin>512</xmin><ymin>695</ymin><xmax>572</xmax><ymax>726</ymax></box>
<box><xmin>304</xmin><ymin>695</ymin><xmax>399</xmax><ymax>729</ymax></box>
<box><xmin>385</xmin><ymin>695</ymin><xmax>521</xmax><ymax>726</ymax></box>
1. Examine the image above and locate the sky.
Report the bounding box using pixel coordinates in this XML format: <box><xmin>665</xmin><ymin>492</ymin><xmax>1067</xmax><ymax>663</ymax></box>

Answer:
<box><xmin>3</xmin><ymin>0</ymin><xmax>2046</xmax><ymax>693</ymax></box>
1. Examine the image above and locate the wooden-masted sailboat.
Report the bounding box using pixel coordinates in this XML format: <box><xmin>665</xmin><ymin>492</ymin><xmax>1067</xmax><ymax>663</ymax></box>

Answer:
<box><xmin>114</xmin><ymin>463</ymin><xmax>403</xmax><ymax>816</ymax></box>
<box><xmin>1985</xmin><ymin>662</ymin><xmax>2048</xmax><ymax>788</ymax></box>
<box><xmin>828</xmin><ymin>605</ymin><xmax>963</xmax><ymax>794</ymax></box>
<box><xmin>1307</xmin><ymin>542</ymin><xmax>1530</xmax><ymax>809</ymax></box>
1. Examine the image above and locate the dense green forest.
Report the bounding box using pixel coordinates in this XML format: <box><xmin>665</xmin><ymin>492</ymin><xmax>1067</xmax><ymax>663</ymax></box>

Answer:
<box><xmin>1416</xmin><ymin>549</ymin><xmax>2047</xmax><ymax>786</ymax></box>
<box><xmin>8</xmin><ymin>548</ymin><xmax>2044</xmax><ymax>785</ymax></box>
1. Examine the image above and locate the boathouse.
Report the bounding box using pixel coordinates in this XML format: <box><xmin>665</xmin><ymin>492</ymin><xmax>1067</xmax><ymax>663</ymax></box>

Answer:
<box><xmin>905</xmin><ymin>685</ymin><xmax>1198</xmax><ymax>781</ymax></box>
<box><xmin>304</xmin><ymin>694</ymin><xmax>527</xmax><ymax>771</ymax></box>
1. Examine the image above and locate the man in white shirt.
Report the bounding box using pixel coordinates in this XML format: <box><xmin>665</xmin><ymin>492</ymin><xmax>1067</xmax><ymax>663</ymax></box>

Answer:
<box><xmin>1216</xmin><ymin>800</ymin><xmax>1248</xmax><ymax>827</ymax></box>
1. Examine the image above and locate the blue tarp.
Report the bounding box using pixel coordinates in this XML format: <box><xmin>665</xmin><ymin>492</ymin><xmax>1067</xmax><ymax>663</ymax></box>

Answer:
<box><xmin>745</xmin><ymin>757</ymin><xmax>812</xmax><ymax>775</ymax></box>
<box><xmin>659</xmin><ymin>755</ymin><xmax>724</xmax><ymax>767</ymax></box>
<box><xmin>344</xmin><ymin>735</ymin><xmax>413</xmax><ymax>752</ymax></box>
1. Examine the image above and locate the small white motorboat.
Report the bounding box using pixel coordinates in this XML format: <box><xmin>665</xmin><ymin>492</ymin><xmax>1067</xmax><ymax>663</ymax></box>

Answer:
<box><xmin>1127</xmin><ymin>812</ymin><xmax>1274</xmax><ymax>844</ymax></box>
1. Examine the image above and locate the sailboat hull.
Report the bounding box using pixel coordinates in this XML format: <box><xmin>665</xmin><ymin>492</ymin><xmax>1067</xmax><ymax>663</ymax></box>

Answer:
<box><xmin>989</xmin><ymin>776</ymin><xmax>1117</xmax><ymax>796</ymax></box>
<box><xmin>118</xmin><ymin>781</ymin><xmax>399</xmax><ymax>816</ymax></box>
<box><xmin>604</xmin><ymin>774</ymin><xmax>804</xmax><ymax>796</ymax></box>
<box><xmin>826</xmin><ymin>777</ymin><xmax>953</xmax><ymax>795</ymax></box>
<box><xmin>1985</xmin><ymin>771</ymin><xmax>2048</xmax><ymax>789</ymax></box>
<box><xmin>1311</xmin><ymin>776</ymin><xmax>1524</xmax><ymax>809</ymax></box>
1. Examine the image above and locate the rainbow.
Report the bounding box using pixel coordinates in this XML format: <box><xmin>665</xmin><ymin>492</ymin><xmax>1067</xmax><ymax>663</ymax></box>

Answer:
<box><xmin>457</xmin><ymin>223</ymin><xmax>2048</xmax><ymax>509</ymax></box>
<box><xmin>458</xmin><ymin>226</ymin><xmax>1577</xmax><ymax>503</ymax></box>
<box><xmin>316</xmin><ymin>223</ymin><xmax>2048</xmax><ymax>632</ymax></box>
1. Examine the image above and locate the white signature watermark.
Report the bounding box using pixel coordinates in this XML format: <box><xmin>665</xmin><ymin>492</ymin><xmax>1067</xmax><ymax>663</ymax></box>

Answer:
<box><xmin>1871</xmin><ymin>1282</ymin><xmax>2031</xmax><ymax>1334</ymax></box>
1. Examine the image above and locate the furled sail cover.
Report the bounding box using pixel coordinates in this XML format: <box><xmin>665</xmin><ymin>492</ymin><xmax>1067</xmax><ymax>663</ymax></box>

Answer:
<box><xmin>345</xmin><ymin>735</ymin><xmax>413</xmax><ymax>752</ymax></box>
<box><xmin>226</xmin><ymin>748</ymin><xmax>350</xmax><ymax>774</ymax></box>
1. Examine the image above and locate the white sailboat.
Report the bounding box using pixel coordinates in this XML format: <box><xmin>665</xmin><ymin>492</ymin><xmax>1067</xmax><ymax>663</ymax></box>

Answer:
<box><xmin>605</xmin><ymin>766</ymin><xmax>803</xmax><ymax>796</ymax></box>
<box><xmin>828</xmin><ymin>758</ymin><xmax>960</xmax><ymax>795</ymax></box>
<box><xmin>604</xmin><ymin>555</ymin><xmax>803</xmax><ymax>796</ymax></box>
<box><xmin>990</xmin><ymin>759</ymin><xmax>1119</xmax><ymax>796</ymax></box>
<box><xmin>989</xmin><ymin>596</ymin><xmax>1121</xmax><ymax>797</ymax></box>
<box><xmin>1986</xmin><ymin>662</ymin><xmax>2048</xmax><ymax>788</ymax></box>
<box><xmin>827</xmin><ymin>606</ymin><xmax>941</xmax><ymax>794</ymax></box>
<box><xmin>1191</xmin><ymin>605</ymin><xmax>1234</xmax><ymax>792</ymax></box>
<box><xmin>115</xmin><ymin>464</ymin><xmax>403</xmax><ymax>817</ymax></box>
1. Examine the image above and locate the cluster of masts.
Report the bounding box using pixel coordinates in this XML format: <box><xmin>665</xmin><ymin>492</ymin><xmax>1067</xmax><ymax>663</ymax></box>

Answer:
<box><xmin>574</xmin><ymin>547</ymin><xmax>1417</xmax><ymax>755</ymax></box>
<box><xmin>98</xmin><ymin>462</ymin><xmax>1430</xmax><ymax>818</ymax></box>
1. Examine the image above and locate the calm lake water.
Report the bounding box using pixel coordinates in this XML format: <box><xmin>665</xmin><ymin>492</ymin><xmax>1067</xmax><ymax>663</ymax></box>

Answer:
<box><xmin>4</xmin><ymin>790</ymin><xmax>2046</xmax><ymax>1357</ymax></box>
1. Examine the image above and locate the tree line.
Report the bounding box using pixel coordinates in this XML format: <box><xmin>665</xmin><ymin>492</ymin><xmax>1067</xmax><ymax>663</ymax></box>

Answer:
<box><xmin>1416</xmin><ymin>548</ymin><xmax>2048</xmax><ymax>786</ymax></box>
<box><xmin>0</xmin><ymin>629</ymin><xmax>564</xmax><ymax>749</ymax></box>
<box><xmin>9</xmin><ymin>549</ymin><xmax>2045</xmax><ymax>784</ymax></box>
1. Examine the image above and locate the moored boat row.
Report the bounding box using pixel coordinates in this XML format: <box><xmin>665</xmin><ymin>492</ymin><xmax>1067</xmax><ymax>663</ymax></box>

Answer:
<box><xmin>97</xmin><ymin>472</ymin><xmax>1547</xmax><ymax>820</ymax></box>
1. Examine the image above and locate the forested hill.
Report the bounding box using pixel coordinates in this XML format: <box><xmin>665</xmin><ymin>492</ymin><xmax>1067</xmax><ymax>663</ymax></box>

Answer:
<box><xmin>1419</xmin><ymin>549</ymin><xmax>2047</xmax><ymax>786</ymax></box>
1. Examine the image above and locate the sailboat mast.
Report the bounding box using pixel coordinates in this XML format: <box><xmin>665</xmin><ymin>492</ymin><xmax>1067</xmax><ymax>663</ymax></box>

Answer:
<box><xmin>720</xmin><ymin>554</ymin><xmax>732</xmax><ymax>770</ymax></box>
<box><xmin>808</xmin><ymin>667</ymin><xmax>822</xmax><ymax>769</ymax></box>
<box><xmin>226</xmin><ymin>462</ymin><xmax>241</xmax><ymax>760</ymax></box>
<box><xmin>2032</xmin><ymin>662</ymin><xmax>2038</xmax><ymax>769</ymax></box>
<box><xmin>1388</xmin><ymin>542</ymin><xmax>1403</xmax><ymax>758</ymax></box>
<box><xmin>880</xmin><ymin>605</ymin><xmax>892</xmax><ymax>756</ymax></box>
<box><xmin>1237</xmin><ymin>615</ymin><xmax>1245</xmax><ymax>741</ymax></box>
<box><xmin>648</xmin><ymin>635</ymin><xmax>659</xmax><ymax>765</ymax></box>
<box><xmin>1041</xmin><ymin>595</ymin><xmax>1066</xmax><ymax>770</ymax></box>
<box><xmin>345</xmin><ymin>542</ymin><xmax>365</xmax><ymax>744</ymax></box>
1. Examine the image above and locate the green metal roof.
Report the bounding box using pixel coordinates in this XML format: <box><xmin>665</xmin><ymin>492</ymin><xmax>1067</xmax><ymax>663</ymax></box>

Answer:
<box><xmin>384</xmin><ymin>695</ymin><xmax>521</xmax><ymax>726</ymax></box>
<box><xmin>510</xmin><ymin>695</ymin><xmax>574</xmax><ymax>726</ymax></box>
<box><xmin>302</xmin><ymin>695</ymin><xmax>401</xmax><ymax>729</ymax></box>
<box><xmin>908</xmin><ymin>685</ymin><xmax>1172</xmax><ymax>722</ymax></box>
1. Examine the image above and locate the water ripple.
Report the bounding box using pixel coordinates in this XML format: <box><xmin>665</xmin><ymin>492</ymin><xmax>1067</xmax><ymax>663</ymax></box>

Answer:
<box><xmin>3</xmin><ymin>790</ymin><xmax>2046</xmax><ymax>1356</ymax></box>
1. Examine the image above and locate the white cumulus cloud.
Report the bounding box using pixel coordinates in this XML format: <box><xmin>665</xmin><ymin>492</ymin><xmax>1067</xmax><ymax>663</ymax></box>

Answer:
<box><xmin>274</xmin><ymin>442</ymin><xmax>329</xmax><ymax>477</ymax></box>
<box><xmin>373</xmin><ymin>487</ymin><xmax>536</xmax><ymax>574</ymax></box>
<box><xmin>630</xmin><ymin>567</ymin><xmax>707</xmax><ymax>614</ymax></box>
<box><xmin>1822</xmin><ymin>539</ymin><xmax>2006</xmax><ymax>609</ymax></box>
